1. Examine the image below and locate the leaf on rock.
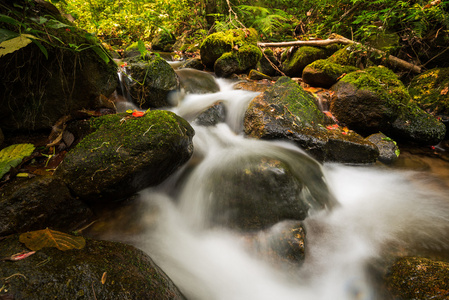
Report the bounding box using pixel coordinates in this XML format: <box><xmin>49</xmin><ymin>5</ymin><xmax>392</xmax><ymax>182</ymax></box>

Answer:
<box><xmin>0</xmin><ymin>34</ymin><xmax>36</xmax><ymax>57</ymax></box>
<box><xmin>19</xmin><ymin>228</ymin><xmax>86</xmax><ymax>251</ymax></box>
<box><xmin>0</xmin><ymin>143</ymin><xmax>35</xmax><ymax>179</ymax></box>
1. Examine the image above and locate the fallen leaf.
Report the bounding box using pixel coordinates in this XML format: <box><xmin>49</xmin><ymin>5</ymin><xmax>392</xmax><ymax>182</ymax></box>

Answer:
<box><xmin>101</xmin><ymin>272</ymin><xmax>107</xmax><ymax>284</ymax></box>
<box><xmin>440</xmin><ymin>86</ymin><xmax>448</xmax><ymax>95</ymax></box>
<box><xmin>0</xmin><ymin>143</ymin><xmax>35</xmax><ymax>180</ymax></box>
<box><xmin>132</xmin><ymin>111</ymin><xmax>145</xmax><ymax>117</ymax></box>
<box><xmin>10</xmin><ymin>251</ymin><xmax>36</xmax><ymax>261</ymax></box>
<box><xmin>19</xmin><ymin>228</ymin><xmax>86</xmax><ymax>251</ymax></box>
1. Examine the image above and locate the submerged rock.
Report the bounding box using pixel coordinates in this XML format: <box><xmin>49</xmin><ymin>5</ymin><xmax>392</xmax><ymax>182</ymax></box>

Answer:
<box><xmin>0</xmin><ymin>235</ymin><xmax>186</xmax><ymax>299</ymax></box>
<box><xmin>366</xmin><ymin>133</ymin><xmax>400</xmax><ymax>164</ymax></box>
<box><xmin>330</xmin><ymin>66</ymin><xmax>446</xmax><ymax>145</ymax></box>
<box><xmin>122</xmin><ymin>55</ymin><xmax>179</xmax><ymax>108</ymax></box>
<box><xmin>175</xmin><ymin>68</ymin><xmax>220</xmax><ymax>94</ymax></box>
<box><xmin>0</xmin><ymin>176</ymin><xmax>92</xmax><ymax>236</ymax></box>
<box><xmin>244</xmin><ymin>77</ymin><xmax>379</xmax><ymax>163</ymax></box>
<box><xmin>56</xmin><ymin>110</ymin><xmax>194</xmax><ymax>203</ymax></box>
<box><xmin>385</xmin><ymin>256</ymin><xmax>449</xmax><ymax>300</ymax></box>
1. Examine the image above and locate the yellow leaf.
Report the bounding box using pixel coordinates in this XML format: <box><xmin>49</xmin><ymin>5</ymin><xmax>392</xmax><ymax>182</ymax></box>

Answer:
<box><xmin>0</xmin><ymin>34</ymin><xmax>35</xmax><ymax>57</ymax></box>
<box><xmin>19</xmin><ymin>228</ymin><xmax>86</xmax><ymax>251</ymax></box>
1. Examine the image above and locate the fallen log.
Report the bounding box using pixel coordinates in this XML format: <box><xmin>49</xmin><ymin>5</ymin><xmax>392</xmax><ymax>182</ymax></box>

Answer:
<box><xmin>258</xmin><ymin>36</ymin><xmax>421</xmax><ymax>73</ymax></box>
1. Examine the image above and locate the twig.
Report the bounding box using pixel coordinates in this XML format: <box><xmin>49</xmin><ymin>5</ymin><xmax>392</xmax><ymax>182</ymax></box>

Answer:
<box><xmin>2</xmin><ymin>273</ymin><xmax>27</xmax><ymax>281</ymax></box>
<box><xmin>142</xmin><ymin>125</ymin><xmax>154</xmax><ymax>136</ymax></box>
<box><xmin>92</xmin><ymin>282</ymin><xmax>97</xmax><ymax>300</ymax></box>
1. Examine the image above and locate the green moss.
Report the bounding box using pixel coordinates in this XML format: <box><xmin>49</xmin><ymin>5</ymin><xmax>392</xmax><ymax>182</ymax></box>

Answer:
<box><xmin>307</xmin><ymin>59</ymin><xmax>358</xmax><ymax>78</ymax></box>
<box><xmin>281</xmin><ymin>46</ymin><xmax>329</xmax><ymax>76</ymax></box>
<box><xmin>409</xmin><ymin>67</ymin><xmax>449</xmax><ymax>115</ymax></box>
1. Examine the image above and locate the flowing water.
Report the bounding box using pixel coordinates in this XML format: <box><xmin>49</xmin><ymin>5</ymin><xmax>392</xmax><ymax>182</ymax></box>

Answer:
<box><xmin>96</xmin><ymin>74</ymin><xmax>449</xmax><ymax>299</ymax></box>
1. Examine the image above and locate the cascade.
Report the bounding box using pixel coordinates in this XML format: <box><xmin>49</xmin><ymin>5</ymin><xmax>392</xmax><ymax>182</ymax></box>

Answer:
<box><xmin>98</xmin><ymin>74</ymin><xmax>449</xmax><ymax>300</ymax></box>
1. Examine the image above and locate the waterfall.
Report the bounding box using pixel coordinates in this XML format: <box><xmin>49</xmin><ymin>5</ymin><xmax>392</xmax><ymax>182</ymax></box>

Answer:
<box><xmin>100</xmin><ymin>76</ymin><xmax>449</xmax><ymax>300</ymax></box>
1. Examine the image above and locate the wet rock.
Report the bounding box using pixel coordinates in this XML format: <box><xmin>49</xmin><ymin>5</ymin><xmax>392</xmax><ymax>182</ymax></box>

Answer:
<box><xmin>302</xmin><ymin>59</ymin><xmax>358</xmax><ymax>88</ymax></box>
<box><xmin>408</xmin><ymin>67</ymin><xmax>449</xmax><ymax>116</ymax></box>
<box><xmin>280</xmin><ymin>46</ymin><xmax>329</xmax><ymax>77</ymax></box>
<box><xmin>122</xmin><ymin>55</ymin><xmax>179</xmax><ymax>108</ymax></box>
<box><xmin>330</xmin><ymin>66</ymin><xmax>446</xmax><ymax>145</ymax></box>
<box><xmin>257</xmin><ymin>48</ymin><xmax>280</xmax><ymax>76</ymax></box>
<box><xmin>200</xmin><ymin>28</ymin><xmax>259</xmax><ymax>68</ymax></box>
<box><xmin>176</xmin><ymin>68</ymin><xmax>220</xmax><ymax>94</ymax></box>
<box><xmin>195</xmin><ymin>102</ymin><xmax>226</xmax><ymax>126</ymax></box>
<box><xmin>214</xmin><ymin>44</ymin><xmax>262</xmax><ymax>77</ymax></box>
<box><xmin>55</xmin><ymin>110</ymin><xmax>194</xmax><ymax>203</ymax></box>
<box><xmin>366</xmin><ymin>133</ymin><xmax>400</xmax><ymax>164</ymax></box>
<box><xmin>179</xmin><ymin>58</ymin><xmax>205</xmax><ymax>70</ymax></box>
<box><xmin>385</xmin><ymin>256</ymin><xmax>449</xmax><ymax>300</ymax></box>
<box><xmin>244</xmin><ymin>77</ymin><xmax>379</xmax><ymax>163</ymax></box>
<box><xmin>0</xmin><ymin>176</ymin><xmax>93</xmax><ymax>236</ymax></box>
<box><xmin>0</xmin><ymin>235</ymin><xmax>186</xmax><ymax>299</ymax></box>
<box><xmin>248</xmin><ymin>69</ymin><xmax>272</xmax><ymax>80</ymax></box>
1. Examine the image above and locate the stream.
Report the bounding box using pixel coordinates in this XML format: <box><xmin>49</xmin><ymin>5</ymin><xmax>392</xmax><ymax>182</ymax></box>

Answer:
<box><xmin>92</xmin><ymin>74</ymin><xmax>449</xmax><ymax>300</ymax></box>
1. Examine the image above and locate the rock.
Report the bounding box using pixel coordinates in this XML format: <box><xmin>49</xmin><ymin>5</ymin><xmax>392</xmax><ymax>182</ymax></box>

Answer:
<box><xmin>175</xmin><ymin>68</ymin><xmax>220</xmax><ymax>94</ymax></box>
<box><xmin>206</xmin><ymin>155</ymin><xmax>334</xmax><ymax>231</ymax></box>
<box><xmin>55</xmin><ymin>110</ymin><xmax>194</xmax><ymax>203</ymax></box>
<box><xmin>257</xmin><ymin>48</ymin><xmax>280</xmax><ymax>76</ymax></box>
<box><xmin>385</xmin><ymin>256</ymin><xmax>449</xmax><ymax>300</ymax></box>
<box><xmin>151</xmin><ymin>30</ymin><xmax>176</xmax><ymax>52</ymax></box>
<box><xmin>302</xmin><ymin>59</ymin><xmax>358</xmax><ymax>88</ymax></box>
<box><xmin>214</xmin><ymin>44</ymin><xmax>262</xmax><ymax>77</ymax></box>
<box><xmin>327</xmin><ymin>45</ymin><xmax>374</xmax><ymax>68</ymax></box>
<box><xmin>244</xmin><ymin>77</ymin><xmax>379</xmax><ymax>163</ymax></box>
<box><xmin>408</xmin><ymin>67</ymin><xmax>449</xmax><ymax>116</ymax></box>
<box><xmin>122</xmin><ymin>55</ymin><xmax>179</xmax><ymax>108</ymax></box>
<box><xmin>330</xmin><ymin>66</ymin><xmax>446</xmax><ymax>145</ymax></box>
<box><xmin>200</xmin><ymin>28</ymin><xmax>259</xmax><ymax>68</ymax></box>
<box><xmin>0</xmin><ymin>235</ymin><xmax>186</xmax><ymax>299</ymax></box>
<box><xmin>195</xmin><ymin>102</ymin><xmax>226</xmax><ymax>126</ymax></box>
<box><xmin>280</xmin><ymin>46</ymin><xmax>329</xmax><ymax>77</ymax></box>
<box><xmin>0</xmin><ymin>128</ymin><xmax>3</xmax><ymax>147</ymax></box>
<box><xmin>248</xmin><ymin>69</ymin><xmax>272</xmax><ymax>80</ymax></box>
<box><xmin>233</xmin><ymin>80</ymin><xmax>273</xmax><ymax>93</ymax></box>
<box><xmin>0</xmin><ymin>176</ymin><xmax>93</xmax><ymax>236</ymax></box>
<box><xmin>366</xmin><ymin>133</ymin><xmax>400</xmax><ymax>164</ymax></box>
<box><xmin>179</xmin><ymin>58</ymin><xmax>205</xmax><ymax>70</ymax></box>
<box><xmin>0</xmin><ymin>32</ymin><xmax>117</xmax><ymax>132</ymax></box>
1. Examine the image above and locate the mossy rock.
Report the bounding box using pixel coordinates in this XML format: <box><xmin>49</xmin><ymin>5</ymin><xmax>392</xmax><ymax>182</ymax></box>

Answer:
<box><xmin>366</xmin><ymin>132</ymin><xmax>400</xmax><ymax>164</ymax></box>
<box><xmin>244</xmin><ymin>77</ymin><xmax>379</xmax><ymax>163</ymax></box>
<box><xmin>327</xmin><ymin>46</ymin><xmax>374</xmax><ymax>68</ymax></box>
<box><xmin>248</xmin><ymin>69</ymin><xmax>271</xmax><ymax>80</ymax></box>
<box><xmin>0</xmin><ymin>176</ymin><xmax>93</xmax><ymax>236</ymax></box>
<box><xmin>55</xmin><ymin>110</ymin><xmax>194</xmax><ymax>203</ymax></box>
<box><xmin>409</xmin><ymin>67</ymin><xmax>449</xmax><ymax>115</ymax></box>
<box><xmin>122</xmin><ymin>55</ymin><xmax>179</xmax><ymax>108</ymax></box>
<box><xmin>0</xmin><ymin>235</ymin><xmax>186</xmax><ymax>299</ymax></box>
<box><xmin>385</xmin><ymin>256</ymin><xmax>449</xmax><ymax>300</ymax></box>
<box><xmin>214</xmin><ymin>44</ymin><xmax>262</xmax><ymax>77</ymax></box>
<box><xmin>280</xmin><ymin>46</ymin><xmax>329</xmax><ymax>77</ymax></box>
<box><xmin>302</xmin><ymin>59</ymin><xmax>358</xmax><ymax>88</ymax></box>
<box><xmin>0</xmin><ymin>3</ymin><xmax>118</xmax><ymax>132</ymax></box>
<box><xmin>257</xmin><ymin>48</ymin><xmax>280</xmax><ymax>76</ymax></box>
<box><xmin>200</xmin><ymin>28</ymin><xmax>259</xmax><ymax>68</ymax></box>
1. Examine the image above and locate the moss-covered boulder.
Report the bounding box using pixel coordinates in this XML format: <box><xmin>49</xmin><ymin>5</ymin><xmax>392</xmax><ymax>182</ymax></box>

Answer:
<box><xmin>0</xmin><ymin>2</ymin><xmax>118</xmax><ymax>132</ymax></box>
<box><xmin>302</xmin><ymin>59</ymin><xmax>358</xmax><ymax>88</ymax></box>
<box><xmin>0</xmin><ymin>235</ymin><xmax>185</xmax><ymax>299</ymax></box>
<box><xmin>200</xmin><ymin>28</ymin><xmax>259</xmax><ymax>68</ymax></box>
<box><xmin>409</xmin><ymin>67</ymin><xmax>449</xmax><ymax>115</ymax></box>
<box><xmin>366</xmin><ymin>133</ymin><xmax>400</xmax><ymax>164</ymax></box>
<box><xmin>327</xmin><ymin>45</ymin><xmax>373</xmax><ymax>68</ymax></box>
<box><xmin>280</xmin><ymin>46</ymin><xmax>329</xmax><ymax>77</ymax></box>
<box><xmin>385</xmin><ymin>256</ymin><xmax>449</xmax><ymax>300</ymax></box>
<box><xmin>55</xmin><ymin>110</ymin><xmax>194</xmax><ymax>203</ymax></box>
<box><xmin>257</xmin><ymin>48</ymin><xmax>280</xmax><ymax>76</ymax></box>
<box><xmin>330</xmin><ymin>66</ymin><xmax>446</xmax><ymax>145</ymax></box>
<box><xmin>214</xmin><ymin>44</ymin><xmax>262</xmax><ymax>77</ymax></box>
<box><xmin>122</xmin><ymin>55</ymin><xmax>179</xmax><ymax>108</ymax></box>
<box><xmin>244</xmin><ymin>77</ymin><xmax>379</xmax><ymax>163</ymax></box>
<box><xmin>175</xmin><ymin>68</ymin><xmax>220</xmax><ymax>94</ymax></box>
<box><xmin>0</xmin><ymin>176</ymin><xmax>93</xmax><ymax>236</ymax></box>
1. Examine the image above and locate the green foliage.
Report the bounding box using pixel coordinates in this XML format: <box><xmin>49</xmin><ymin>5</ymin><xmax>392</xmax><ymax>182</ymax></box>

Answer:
<box><xmin>0</xmin><ymin>143</ymin><xmax>35</xmax><ymax>179</ymax></box>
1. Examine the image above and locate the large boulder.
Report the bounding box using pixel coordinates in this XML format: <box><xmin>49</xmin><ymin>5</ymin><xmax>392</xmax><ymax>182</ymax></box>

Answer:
<box><xmin>122</xmin><ymin>55</ymin><xmax>180</xmax><ymax>108</ymax></box>
<box><xmin>302</xmin><ymin>59</ymin><xmax>358</xmax><ymax>88</ymax></box>
<box><xmin>199</xmin><ymin>28</ymin><xmax>259</xmax><ymax>68</ymax></box>
<box><xmin>385</xmin><ymin>256</ymin><xmax>449</xmax><ymax>300</ymax></box>
<box><xmin>408</xmin><ymin>67</ymin><xmax>449</xmax><ymax>116</ymax></box>
<box><xmin>175</xmin><ymin>68</ymin><xmax>220</xmax><ymax>94</ymax></box>
<box><xmin>214</xmin><ymin>44</ymin><xmax>262</xmax><ymax>77</ymax></box>
<box><xmin>244</xmin><ymin>77</ymin><xmax>379</xmax><ymax>163</ymax></box>
<box><xmin>55</xmin><ymin>110</ymin><xmax>194</xmax><ymax>203</ymax></box>
<box><xmin>0</xmin><ymin>4</ymin><xmax>118</xmax><ymax>132</ymax></box>
<box><xmin>0</xmin><ymin>235</ymin><xmax>186</xmax><ymax>299</ymax></box>
<box><xmin>257</xmin><ymin>48</ymin><xmax>280</xmax><ymax>76</ymax></box>
<box><xmin>0</xmin><ymin>176</ymin><xmax>92</xmax><ymax>236</ymax></box>
<box><xmin>280</xmin><ymin>46</ymin><xmax>329</xmax><ymax>77</ymax></box>
<box><xmin>330</xmin><ymin>66</ymin><xmax>446</xmax><ymax>145</ymax></box>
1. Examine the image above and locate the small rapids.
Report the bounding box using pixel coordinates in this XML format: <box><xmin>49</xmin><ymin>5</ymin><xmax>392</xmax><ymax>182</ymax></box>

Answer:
<box><xmin>103</xmin><ymin>76</ymin><xmax>449</xmax><ymax>299</ymax></box>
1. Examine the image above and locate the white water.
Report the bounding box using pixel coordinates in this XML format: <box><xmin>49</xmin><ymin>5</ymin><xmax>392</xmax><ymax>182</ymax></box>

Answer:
<box><xmin>112</xmin><ymin>78</ymin><xmax>449</xmax><ymax>299</ymax></box>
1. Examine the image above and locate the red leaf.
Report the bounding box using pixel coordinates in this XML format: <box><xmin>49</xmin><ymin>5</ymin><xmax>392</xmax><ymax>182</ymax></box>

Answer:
<box><xmin>132</xmin><ymin>111</ymin><xmax>145</xmax><ymax>117</ymax></box>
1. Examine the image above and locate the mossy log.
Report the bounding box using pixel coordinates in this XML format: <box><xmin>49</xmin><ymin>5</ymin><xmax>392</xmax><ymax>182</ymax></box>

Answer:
<box><xmin>258</xmin><ymin>36</ymin><xmax>421</xmax><ymax>73</ymax></box>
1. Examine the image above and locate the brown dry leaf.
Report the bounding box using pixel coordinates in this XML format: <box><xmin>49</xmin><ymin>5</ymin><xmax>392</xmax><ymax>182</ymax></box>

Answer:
<box><xmin>19</xmin><ymin>228</ymin><xmax>86</xmax><ymax>251</ymax></box>
<box><xmin>101</xmin><ymin>272</ymin><xmax>107</xmax><ymax>284</ymax></box>
<box><xmin>440</xmin><ymin>86</ymin><xmax>448</xmax><ymax>95</ymax></box>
